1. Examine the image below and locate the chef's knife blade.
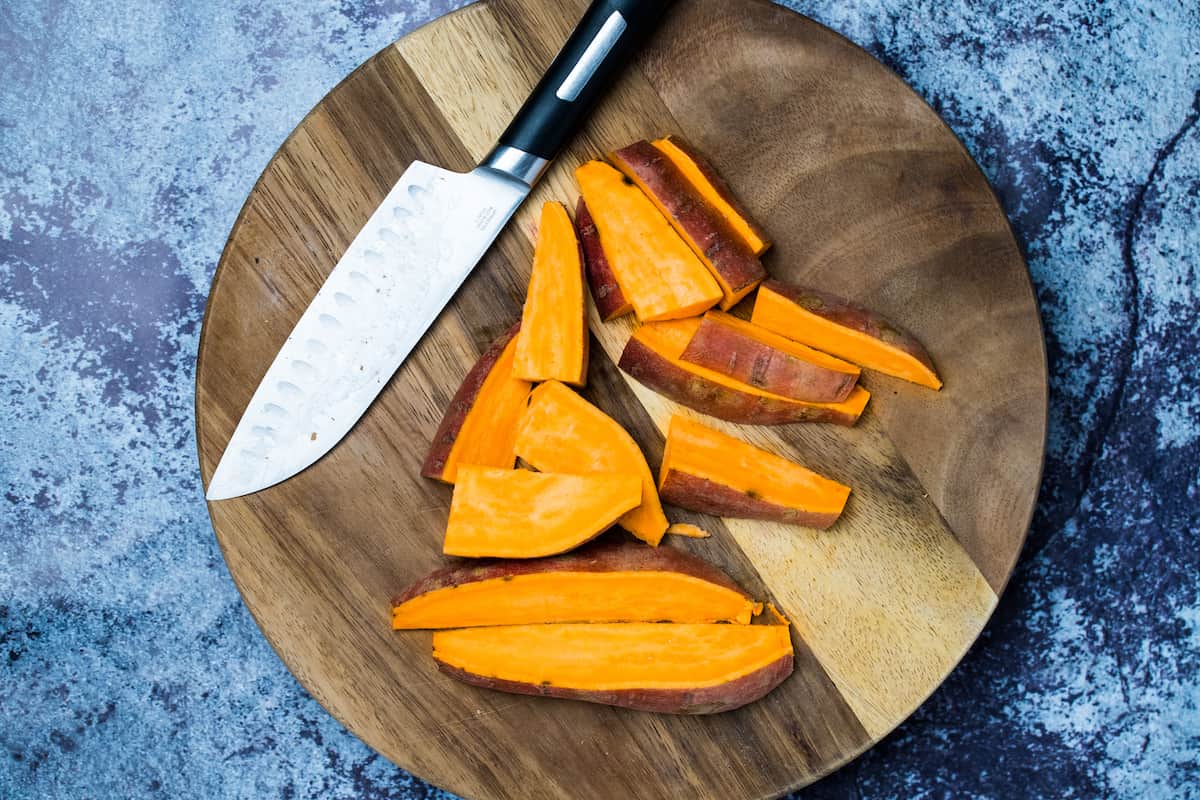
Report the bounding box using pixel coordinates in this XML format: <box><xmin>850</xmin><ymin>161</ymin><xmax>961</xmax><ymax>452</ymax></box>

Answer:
<box><xmin>206</xmin><ymin>0</ymin><xmax>670</xmax><ymax>500</ymax></box>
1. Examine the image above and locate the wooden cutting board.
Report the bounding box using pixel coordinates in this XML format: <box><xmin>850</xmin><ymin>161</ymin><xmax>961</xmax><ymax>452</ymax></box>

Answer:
<box><xmin>195</xmin><ymin>0</ymin><xmax>1046</xmax><ymax>797</ymax></box>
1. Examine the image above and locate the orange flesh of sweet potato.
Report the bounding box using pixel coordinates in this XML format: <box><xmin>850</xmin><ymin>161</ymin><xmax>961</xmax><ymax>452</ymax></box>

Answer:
<box><xmin>681</xmin><ymin>311</ymin><xmax>860</xmax><ymax>403</ymax></box>
<box><xmin>574</xmin><ymin>160</ymin><xmax>722</xmax><ymax>322</ymax></box>
<box><xmin>513</xmin><ymin>202</ymin><xmax>589</xmax><ymax>385</ymax></box>
<box><xmin>652</xmin><ymin>136</ymin><xmax>771</xmax><ymax>257</ymax></box>
<box><xmin>421</xmin><ymin>323</ymin><xmax>532</xmax><ymax>483</ymax></box>
<box><xmin>752</xmin><ymin>281</ymin><xmax>943</xmax><ymax>390</ymax></box>
<box><xmin>433</xmin><ymin>622</ymin><xmax>794</xmax><ymax>714</ymax></box>
<box><xmin>514</xmin><ymin>381</ymin><xmax>670</xmax><ymax>545</ymax></box>
<box><xmin>392</xmin><ymin>542</ymin><xmax>760</xmax><ymax>628</ymax></box>
<box><xmin>665</xmin><ymin>522</ymin><xmax>711</xmax><ymax>539</ymax></box>
<box><xmin>658</xmin><ymin>416</ymin><xmax>851</xmax><ymax>529</ymax></box>
<box><xmin>575</xmin><ymin>197</ymin><xmax>632</xmax><ymax>321</ymax></box>
<box><xmin>609</xmin><ymin>141</ymin><xmax>766</xmax><ymax>309</ymax></box>
<box><xmin>443</xmin><ymin>466</ymin><xmax>641</xmax><ymax>558</ymax></box>
<box><xmin>619</xmin><ymin>318</ymin><xmax>870</xmax><ymax>426</ymax></box>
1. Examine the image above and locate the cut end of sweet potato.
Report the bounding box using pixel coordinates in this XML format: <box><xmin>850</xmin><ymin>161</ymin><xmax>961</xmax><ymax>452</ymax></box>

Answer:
<box><xmin>658</xmin><ymin>416</ymin><xmax>850</xmax><ymax>529</ymax></box>
<box><xmin>444</xmin><ymin>466</ymin><xmax>641</xmax><ymax>558</ymax></box>
<box><xmin>574</xmin><ymin>160</ymin><xmax>722</xmax><ymax>322</ymax></box>
<box><xmin>652</xmin><ymin>136</ymin><xmax>771</xmax><ymax>257</ymax></box>
<box><xmin>422</xmin><ymin>322</ymin><xmax>532</xmax><ymax>483</ymax></box>
<box><xmin>681</xmin><ymin>311</ymin><xmax>860</xmax><ymax>403</ymax></box>
<box><xmin>619</xmin><ymin>318</ymin><xmax>870</xmax><ymax>426</ymax></box>
<box><xmin>609</xmin><ymin>141</ymin><xmax>766</xmax><ymax>309</ymax></box>
<box><xmin>665</xmin><ymin>522</ymin><xmax>711</xmax><ymax>539</ymax></box>
<box><xmin>515</xmin><ymin>381</ymin><xmax>669</xmax><ymax>546</ymax></box>
<box><xmin>433</xmin><ymin>622</ymin><xmax>794</xmax><ymax>714</ymax></box>
<box><xmin>513</xmin><ymin>202</ymin><xmax>589</xmax><ymax>385</ymax></box>
<box><xmin>575</xmin><ymin>197</ymin><xmax>632</xmax><ymax>321</ymax></box>
<box><xmin>392</xmin><ymin>541</ymin><xmax>761</xmax><ymax>628</ymax></box>
<box><xmin>753</xmin><ymin>281</ymin><xmax>942</xmax><ymax>390</ymax></box>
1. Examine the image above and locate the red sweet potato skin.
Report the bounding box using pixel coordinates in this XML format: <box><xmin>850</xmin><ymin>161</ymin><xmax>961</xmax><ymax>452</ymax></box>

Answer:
<box><xmin>435</xmin><ymin>652</ymin><xmax>794</xmax><ymax>715</ymax></box>
<box><xmin>761</xmin><ymin>280</ymin><xmax>938</xmax><ymax>377</ymax></box>
<box><xmin>659</xmin><ymin>470</ymin><xmax>841</xmax><ymax>530</ymax></box>
<box><xmin>420</xmin><ymin>321</ymin><xmax>521</xmax><ymax>480</ymax></box>
<box><xmin>681</xmin><ymin>317</ymin><xmax>858</xmax><ymax>403</ymax></box>
<box><xmin>575</xmin><ymin>197</ymin><xmax>630</xmax><ymax>321</ymax></box>
<box><xmin>618</xmin><ymin>337</ymin><xmax>864</xmax><ymax>426</ymax></box>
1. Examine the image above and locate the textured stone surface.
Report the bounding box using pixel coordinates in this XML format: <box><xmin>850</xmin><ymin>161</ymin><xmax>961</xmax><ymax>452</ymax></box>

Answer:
<box><xmin>1</xmin><ymin>0</ymin><xmax>1197</xmax><ymax>797</ymax></box>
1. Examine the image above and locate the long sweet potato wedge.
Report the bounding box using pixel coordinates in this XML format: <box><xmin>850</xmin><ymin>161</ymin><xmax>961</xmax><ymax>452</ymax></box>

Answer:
<box><xmin>658</xmin><ymin>416</ymin><xmax>851</xmax><ymax>529</ymax></box>
<box><xmin>575</xmin><ymin>197</ymin><xmax>632</xmax><ymax>321</ymax></box>
<box><xmin>515</xmin><ymin>381</ymin><xmax>670</xmax><ymax>546</ymax></box>
<box><xmin>421</xmin><ymin>322</ymin><xmax>532</xmax><ymax>483</ymax></box>
<box><xmin>752</xmin><ymin>280</ymin><xmax>942</xmax><ymax>390</ymax></box>
<box><xmin>513</xmin><ymin>201</ymin><xmax>589</xmax><ymax>385</ymax></box>
<box><xmin>652</xmin><ymin>136</ymin><xmax>771</xmax><ymax>256</ymax></box>
<box><xmin>609</xmin><ymin>141</ymin><xmax>766</xmax><ymax>309</ymax></box>
<box><xmin>619</xmin><ymin>318</ymin><xmax>870</xmax><ymax>426</ymax></box>
<box><xmin>681</xmin><ymin>311</ymin><xmax>860</xmax><ymax>403</ymax></box>
<box><xmin>443</xmin><ymin>466</ymin><xmax>641</xmax><ymax>558</ymax></box>
<box><xmin>433</xmin><ymin>622</ymin><xmax>794</xmax><ymax>714</ymax></box>
<box><xmin>574</xmin><ymin>160</ymin><xmax>722</xmax><ymax>322</ymax></box>
<box><xmin>392</xmin><ymin>542</ymin><xmax>761</xmax><ymax>629</ymax></box>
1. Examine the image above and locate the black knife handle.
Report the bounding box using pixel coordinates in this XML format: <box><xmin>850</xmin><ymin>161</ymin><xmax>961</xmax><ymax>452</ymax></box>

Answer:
<box><xmin>482</xmin><ymin>0</ymin><xmax>672</xmax><ymax>184</ymax></box>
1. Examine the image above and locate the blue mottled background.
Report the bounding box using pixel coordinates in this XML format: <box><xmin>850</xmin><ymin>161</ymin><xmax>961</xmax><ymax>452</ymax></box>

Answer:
<box><xmin>1</xmin><ymin>0</ymin><xmax>1197</xmax><ymax>797</ymax></box>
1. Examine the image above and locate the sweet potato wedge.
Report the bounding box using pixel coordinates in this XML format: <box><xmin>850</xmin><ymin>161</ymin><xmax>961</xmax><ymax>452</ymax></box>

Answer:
<box><xmin>619</xmin><ymin>318</ymin><xmax>870</xmax><ymax>426</ymax></box>
<box><xmin>443</xmin><ymin>466</ymin><xmax>641</xmax><ymax>558</ymax></box>
<box><xmin>681</xmin><ymin>311</ymin><xmax>860</xmax><ymax>403</ymax></box>
<box><xmin>515</xmin><ymin>381</ymin><xmax>670</xmax><ymax>546</ymax></box>
<box><xmin>421</xmin><ymin>322</ymin><xmax>532</xmax><ymax>483</ymax></box>
<box><xmin>752</xmin><ymin>280</ymin><xmax>942</xmax><ymax>390</ymax></box>
<box><xmin>392</xmin><ymin>542</ymin><xmax>761</xmax><ymax>628</ymax></box>
<box><xmin>658</xmin><ymin>416</ymin><xmax>850</xmax><ymax>529</ymax></box>
<box><xmin>433</xmin><ymin>622</ymin><xmax>794</xmax><ymax>714</ymax></box>
<box><xmin>574</xmin><ymin>160</ymin><xmax>722</xmax><ymax>322</ymax></box>
<box><xmin>576</xmin><ymin>197</ymin><xmax>632</xmax><ymax>321</ymax></box>
<box><xmin>652</xmin><ymin>136</ymin><xmax>771</xmax><ymax>256</ymax></box>
<box><xmin>513</xmin><ymin>201</ymin><xmax>589</xmax><ymax>385</ymax></box>
<box><xmin>609</xmin><ymin>141</ymin><xmax>766</xmax><ymax>309</ymax></box>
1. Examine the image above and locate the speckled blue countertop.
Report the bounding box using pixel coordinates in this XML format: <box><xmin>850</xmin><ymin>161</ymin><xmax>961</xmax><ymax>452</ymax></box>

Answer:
<box><xmin>1</xmin><ymin>1</ymin><xmax>1198</xmax><ymax>797</ymax></box>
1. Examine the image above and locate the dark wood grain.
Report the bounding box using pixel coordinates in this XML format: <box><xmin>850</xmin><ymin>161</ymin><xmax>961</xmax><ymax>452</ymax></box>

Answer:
<box><xmin>195</xmin><ymin>1</ymin><xmax>1046</xmax><ymax>797</ymax></box>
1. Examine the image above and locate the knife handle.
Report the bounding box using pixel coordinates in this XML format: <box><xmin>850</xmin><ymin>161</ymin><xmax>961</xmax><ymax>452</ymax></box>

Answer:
<box><xmin>481</xmin><ymin>0</ymin><xmax>672</xmax><ymax>185</ymax></box>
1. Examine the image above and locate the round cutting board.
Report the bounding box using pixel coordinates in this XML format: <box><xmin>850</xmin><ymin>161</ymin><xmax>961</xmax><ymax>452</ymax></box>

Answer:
<box><xmin>195</xmin><ymin>0</ymin><xmax>1046</xmax><ymax>797</ymax></box>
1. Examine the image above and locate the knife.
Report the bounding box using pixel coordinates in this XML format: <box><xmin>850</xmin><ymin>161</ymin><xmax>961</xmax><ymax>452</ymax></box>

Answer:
<box><xmin>206</xmin><ymin>0</ymin><xmax>669</xmax><ymax>500</ymax></box>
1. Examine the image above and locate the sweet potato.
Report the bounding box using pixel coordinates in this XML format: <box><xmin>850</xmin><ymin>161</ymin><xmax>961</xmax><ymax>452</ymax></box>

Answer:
<box><xmin>619</xmin><ymin>318</ymin><xmax>870</xmax><ymax>426</ymax></box>
<box><xmin>392</xmin><ymin>541</ymin><xmax>761</xmax><ymax>628</ymax></box>
<box><xmin>609</xmin><ymin>141</ymin><xmax>766</xmax><ymax>309</ymax></box>
<box><xmin>443</xmin><ymin>466</ymin><xmax>641</xmax><ymax>558</ymax></box>
<box><xmin>433</xmin><ymin>622</ymin><xmax>794</xmax><ymax>714</ymax></box>
<box><xmin>752</xmin><ymin>280</ymin><xmax>942</xmax><ymax>390</ymax></box>
<box><xmin>421</xmin><ymin>322</ymin><xmax>532</xmax><ymax>483</ymax></box>
<box><xmin>512</xmin><ymin>202</ymin><xmax>588</xmax><ymax>385</ymax></box>
<box><xmin>658</xmin><ymin>416</ymin><xmax>850</xmax><ymax>529</ymax></box>
<box><xmin>574</xmin><ymin>160</ymin><xmax>722</xmax><ymax>322</ymax></box>
<box><xmin>515</xmin><ymin>381</ymin><xmax>670</xmax><ymax>546</ymax></box>
<box><xmin>652</xmin><ymin>136</ymin><xmax>771</xmax><ymax>256</ymax></box>
<box><xmin>576</xmin><ymin>197</ymin><xmax>632</xmax><ymax>321</ymax></box>
<box><xmin>665</xmin><ymin>522</ymin><xmax>711</xmax><ymax>539</ymax></box>
<box><xmin>681</xmin><ymin>311</ymin><xmax>860</xmax><ymax>403</ymax></box>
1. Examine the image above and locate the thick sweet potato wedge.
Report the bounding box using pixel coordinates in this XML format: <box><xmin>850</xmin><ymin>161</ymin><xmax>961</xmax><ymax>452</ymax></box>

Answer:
<box><xmin>433</xmin><ymin>622</ymin><xmax>794</xmax><ymax>714</ymax></box>
<box><xmin>513</xmin><ymin>202</ymin><xmax>588</xmax><ymax>385</ymax></box>
<box><xmin>681</xmin><ymin>311</ymin><xmax>860</xmax><ymax>403</ymax></box>
<box><xmin>392</xmin><ymin>542</ymin><xmax>761</xmax><ymax>628</ymax></box>
<box><xmin>619</xmin><ymin>318</ymin><xmax>870</xmax><ymax>426</ymax></box>
<box><xmin>652</xmin><ymin>136</ymin><xmax>771</xmax><ymax>256</ymax></box>
<box><xmin>752</xmin><ymin>280</ymin><xmax>942</xmax><ymax>390</ymax></box>
<box><xmin>659</xmin><ymin>416</ymin><xmax>850</xmax><ymax>529</ymax></box>
<box><xmin>515</xmin><ymin>381</ymin><xmax>670</xmax><ymax>546</ymax></box>
<box><xmin>609</xmin><ymin>141</ymin><xmax>766</xmax><ymax>309</ymax></box>
<box><xmin>574</xmin><ymin>160</ymin><xmax>722</xmax><ymax>322</ymax></box>
<box><xmin>421</xmin><ymin>323</ymin><xmax>532</xmax><ymax>483</ymax></box>
<box><xmin>575</xmin><ymin>197</ymin><xmax>632</xmax><ymax>321</ymax></box>
<box><xmin>443</xmin><ymin>466</ymin><xmax>641</xmax><ymax>558</ymax></box>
